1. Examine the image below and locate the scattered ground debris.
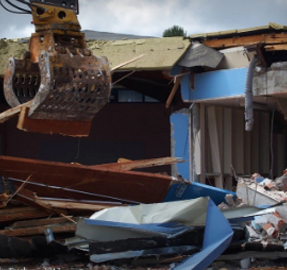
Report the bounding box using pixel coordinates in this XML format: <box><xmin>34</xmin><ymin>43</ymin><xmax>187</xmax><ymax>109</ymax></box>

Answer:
<box><xmin>2</xmin><ymin>157</ymin><xmax>287</xmax><ymax>269</ymax></box>
<box><xmin>237</xmin><ymin>173</ymin><xmax>287</xmax><ymax>206</ymax></box>
<box><xmin>75</xmin><ymin>197</ymin><xmax>233</xmax><ymax>269</ymax></box>
<box><xmin>0</xmin><ymin>155</ymin><xmax>237</xmax><ymax>269</ymax></box>
<box><xmin>220</xmin><ymin>170</ymin><xmax>287</xmax><ymax>268</ymax></box>
<box><xmin>1</xmin><ymin>20</ymin><xmax>287</xmax><ymax>270</ymax></box>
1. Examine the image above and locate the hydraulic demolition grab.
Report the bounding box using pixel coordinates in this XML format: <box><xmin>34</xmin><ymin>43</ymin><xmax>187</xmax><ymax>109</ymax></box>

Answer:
<box><xmin>1</xmin><ymin>0</ymin><xmax>112</xmax><ymax>135</ymax></box>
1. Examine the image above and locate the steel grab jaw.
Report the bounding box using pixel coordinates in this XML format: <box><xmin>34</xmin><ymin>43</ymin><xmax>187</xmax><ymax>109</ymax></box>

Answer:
<box><xmin>3</xmin><ymin>2</ymin><xmax>112</xmax><ymax>125</ymax></box>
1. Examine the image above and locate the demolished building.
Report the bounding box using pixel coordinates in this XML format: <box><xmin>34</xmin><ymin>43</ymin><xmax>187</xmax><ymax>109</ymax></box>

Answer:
<box><xmin>1</xmin><ymin>23</ymin><xmax>287</xmax><ymax>186</ymax></box>
<box><xmin>171</xmin><ymin>22</ymin><xmax>287</xmax><ymax>189</ymax></box>
<box><xmin>1</xmin><ymin>23</ymin><xmax>287</xmax><ymax>268</ymax></box>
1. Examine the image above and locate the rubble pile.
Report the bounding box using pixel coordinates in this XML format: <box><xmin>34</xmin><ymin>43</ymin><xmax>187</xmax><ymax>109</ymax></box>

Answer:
<box><xmin>231</xmin><ymin>171</ymin><xmax>287</xmax><ymax>258</ymax></box>
<box><xmin>2</xmin><ymin>156</ymin><xmax>287</xmax><ymax>269</ymax></box>
<box><xmin>0</xmin><ymin>156</ymin><xmax>187</xmax><ymax>257</ymax></box>
<box><xmin>0</xmin><ymin>155</ymin><xmax>237</xmax><ymax>269</ymax></box>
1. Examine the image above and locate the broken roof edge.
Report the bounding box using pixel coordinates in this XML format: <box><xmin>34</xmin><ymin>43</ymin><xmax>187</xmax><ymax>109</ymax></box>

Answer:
<box><xmin>189</xmin><ymin>22</ymin><xmax>287</xmax><ymax>40</ymax></box>
<box><xmin>0</xmin><ymin>37</ymin><xmax>192</xmax><ymax>75</ymax></box>
<box><xmin>88</xmin><ymin>37</ymin><xmax>192</xmax><ymax>71</ymax></box>
<box><xmin>83</xmin><ymin>29</ymin><xmax>156</xmax><ymax>41</ymax></box>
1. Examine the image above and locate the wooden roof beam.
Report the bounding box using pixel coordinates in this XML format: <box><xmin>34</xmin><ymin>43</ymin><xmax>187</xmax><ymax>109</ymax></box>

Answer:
<box><xmin>200</xmin><ymin>33</ymin><xmax>287</xmax><ymax>49</ymax></box>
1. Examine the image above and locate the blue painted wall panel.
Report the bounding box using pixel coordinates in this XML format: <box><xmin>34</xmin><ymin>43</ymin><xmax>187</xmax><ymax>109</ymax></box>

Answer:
<box><xmin>181</xmin><ymin>67</ymin><xmax>248</xmax><ymax>102</ymax></box>
<box><xmin>170</xmin><ymin>112</ymin><xmax>190</xmax><ymax>180</ymax></box>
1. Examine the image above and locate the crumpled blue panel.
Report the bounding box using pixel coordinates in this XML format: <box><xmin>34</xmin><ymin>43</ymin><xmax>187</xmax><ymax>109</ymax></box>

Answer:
<box><xmin>171</xmin><ymin>199</ymin><xmax>233</xmax><ymax>270</ymax></box>
<box><xmin>164</xmin><ymin>181</ymin><xmax>236</xmax><ymax>206</ymax></box>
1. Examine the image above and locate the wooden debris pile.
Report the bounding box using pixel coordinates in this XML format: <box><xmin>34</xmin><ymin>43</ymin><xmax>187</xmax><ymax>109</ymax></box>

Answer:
<box><xmin>0</xmin><ymin>155</ymin><xmax>182</xmax><ymax>253</ymax></box>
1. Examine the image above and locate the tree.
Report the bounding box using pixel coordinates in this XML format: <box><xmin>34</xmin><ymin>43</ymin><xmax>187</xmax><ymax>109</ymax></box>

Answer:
<box><xmin>162</xmin><ymin>25</ymin><xmax>186</xmax><ymax>37</ymax></box>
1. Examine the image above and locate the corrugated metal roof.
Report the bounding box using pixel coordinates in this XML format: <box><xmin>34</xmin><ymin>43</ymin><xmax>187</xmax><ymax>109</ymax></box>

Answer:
<box><xmin>189</xmin><ymin>22</ymin><xmax>287</xmax><ymax>40</ymax></box>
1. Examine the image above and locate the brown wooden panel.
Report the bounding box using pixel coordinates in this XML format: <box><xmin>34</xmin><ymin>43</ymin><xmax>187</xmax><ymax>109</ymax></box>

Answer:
<box><xmin>95</xmin><ymin>157</ymin><xmax>182</xmax><ymax>171</ymax></box>
<box><xmin>11</xmin><ymin>216</ymin><xmax>77</xmax><ymax>228</ymax></box>
<box><xmin>0</xmin><ymin>206</ymin><xmax>49</xmax><ymax>223</ymax></box>
<box><xmin>202</xmin><ymin>34</ymin><xmax>287</xmax><ymax>49</ymax></box>
<box><xmin>0</xmin><ymin>156</ymin><xmax>175</xmax><ymax>204</ymax></box>
<box><xmin>0</xmin><ymin>224</ymin><xmax>76</xmax><ymax>237</ymax></box>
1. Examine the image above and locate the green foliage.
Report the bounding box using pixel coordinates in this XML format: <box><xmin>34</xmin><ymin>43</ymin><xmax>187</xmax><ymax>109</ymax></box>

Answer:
<box><xmin>162</xmin><ymin>25</ymin><xmax>186</xmax><ymax>37</ymax></box>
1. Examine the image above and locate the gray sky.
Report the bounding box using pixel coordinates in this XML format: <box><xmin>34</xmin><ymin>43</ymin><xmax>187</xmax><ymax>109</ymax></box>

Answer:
<box><xmin>0</xmin><ymin>0</ymin><xmax>287</xmax><ymax>39</ymax></box>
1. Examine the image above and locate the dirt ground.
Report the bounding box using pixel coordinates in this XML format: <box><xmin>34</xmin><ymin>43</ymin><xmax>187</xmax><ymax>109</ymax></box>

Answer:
<box><xmin>1</xmin><ymin>258</ymin><xmax>287</xmax><ymax>270</ymax></box>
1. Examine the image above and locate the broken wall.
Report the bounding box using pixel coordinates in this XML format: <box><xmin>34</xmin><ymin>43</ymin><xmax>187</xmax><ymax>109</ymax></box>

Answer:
<box><xmin>175</xmin><ymin>50</ymin><xmax>287</xmax><ymax>188</ymax></box>
<box><xmin>195</xmin><ymin>105</ymin><xmax>287</xmax><ymax>188</ymax></box>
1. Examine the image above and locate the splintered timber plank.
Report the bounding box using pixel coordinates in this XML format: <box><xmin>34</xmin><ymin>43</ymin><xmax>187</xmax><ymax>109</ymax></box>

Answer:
<box><xmin>17</xmin><ymin>106</ymin><xmax>92</xmax><ymax>137</ymax></box>
<box><xmin>11</xmin><ymin>216</ymin><xmax>78</xmax><ymax>228</ymax></box>
<box><xmin>0</xmin><ymin>206</ymin><xmax>49</xmax><ymax>223</ymax></box>
<box><xmin>0</xmin><ymin>101</ymin><xmax>32</xmax><ymax>123</ymax></box>
<box><xmin>265</xmin><ymin>44</ymin><xmax>287</xmax><ymax>51</ymax></box>
<box><xmin>36</xmin><ymin>199</ymin><xmax>116</xmax><ymax>211</ymax></box>
<box><xmin>0</xmin><ymin>193</ymin><xmax>9</xmax><ymax>201</ymax></box>
<box><xmin>165</xmin><ymin>74</ymin><xmax>184</xmax><ymax>109</ymax></box>
<box><xmin>11</xmin><ymin>185</ymin><xmax>59</xmax><ymax>215</ymax></box>
<box><xmin>110</xmin><ymin>54</ymin><xmax>146</xmax><ymax>73</ymax></box>
<box><xmin>202</xmin><ymin>33</ymin><xmax>287</xmax><ymax>49</ymax></box>
<box><xmin>0</xmin><ymin>156</ymin><xmax>175</xmax><ymax>204</ymax></box>
<box><xmin>94</xmin><ymin>157</ymin><xmax>183</xmax><ymax>171</ymax></box>
<box><xmin>0</xmin><ymin>223</ymin><xmax>77</xmax><ymax>237</ymax></box>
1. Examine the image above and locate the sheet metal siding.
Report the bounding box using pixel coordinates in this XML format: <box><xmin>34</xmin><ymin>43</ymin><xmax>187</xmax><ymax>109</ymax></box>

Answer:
<box><xmin>181</xmin><ymin>67</ymin><xmax>248</xmax><ymax>102</ymax></box>
<box><xmin>170</xmin><ymin>113</ymin><xmax>190</xmax><ymax>180</ymax></box>
<box><xmin>171</xmin><ymin>199</ymin><xmax>233</xmax><ymax>270</ymax></box>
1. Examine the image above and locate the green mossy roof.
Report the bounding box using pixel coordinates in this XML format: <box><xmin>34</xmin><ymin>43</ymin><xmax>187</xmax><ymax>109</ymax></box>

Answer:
<box><xmin>0</xmin><ymin>37</ymin><xmax>191</xmax><ymax>75</ymax></box>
